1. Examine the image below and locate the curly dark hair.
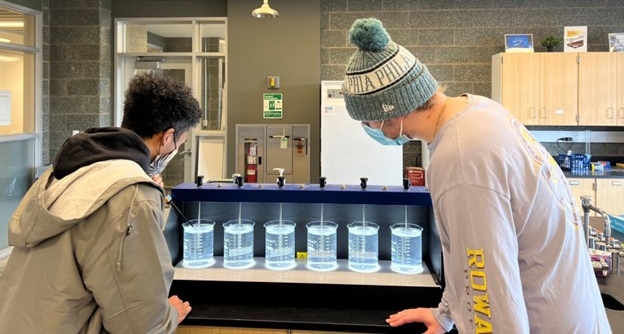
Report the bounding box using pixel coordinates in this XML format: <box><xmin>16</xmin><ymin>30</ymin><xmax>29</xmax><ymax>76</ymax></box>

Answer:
<box><xmin>121</xmin><ymin>72</ymin><xmax>202</xmax><ymax>141</ymax></box>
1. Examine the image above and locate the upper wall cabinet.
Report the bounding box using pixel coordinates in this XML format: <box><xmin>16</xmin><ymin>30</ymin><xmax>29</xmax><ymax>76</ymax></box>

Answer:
<box><xmin>578</xmin><ymin>52</ymin><xmax>624</xmax><ymax>126</ymax></box>
<box><xmin>492</xmin><ymin>52</ymin><xmax>624</xmax><ymax>126</ymax></box>
<box><xmin>492</xmin><ymin>52</ymin><xmax>578</xmax><ymax>126</ymax></box>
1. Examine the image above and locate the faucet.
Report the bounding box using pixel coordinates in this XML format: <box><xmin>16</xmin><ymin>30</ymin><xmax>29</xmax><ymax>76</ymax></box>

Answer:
<box><xmin>581</xmin><ymin>196</ymin><xmax>611</xmax><ymax>244</ymax></box>
<box><xmin>581</xmin><ymin>196</ymin><xmax>618</xmax><ymax>275</ymax></box>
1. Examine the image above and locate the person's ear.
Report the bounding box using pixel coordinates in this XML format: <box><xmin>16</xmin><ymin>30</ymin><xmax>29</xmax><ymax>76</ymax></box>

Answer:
<box><xmin>163</xmin><ymin>128</ymin><xmax>175</xmax><ymax>145</ymax></box>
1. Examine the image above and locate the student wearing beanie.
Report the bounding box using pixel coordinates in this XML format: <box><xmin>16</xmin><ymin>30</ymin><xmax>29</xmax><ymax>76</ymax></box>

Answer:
<box><xmin>342</xmin><ymin>18</ymin><xmax>611</xmax><ymax>334</ymax></box>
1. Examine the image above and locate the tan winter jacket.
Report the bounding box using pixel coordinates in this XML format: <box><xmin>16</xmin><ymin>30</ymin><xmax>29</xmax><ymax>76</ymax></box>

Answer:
<box><xmin>0</xmin><ymin>160</ymin><xmax>179</xmax><ymax>333</ymax></box>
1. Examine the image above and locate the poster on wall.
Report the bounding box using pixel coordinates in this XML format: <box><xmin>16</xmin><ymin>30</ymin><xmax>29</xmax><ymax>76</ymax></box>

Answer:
<box><xmin>504</xmin><ymin>34</ymin><xmax>534</xmax><ymax>53</ymax></box>
<box><xmin>564</xmin><ymin>26</ymin><xmax>587</xmax><ymax>52</ymax></box>
<box><xmin>0</xmin><ymin>91</ymin><xmax>11</xmax><ymax>126</ymax></box>
<box><xmin>608</xmin><ymin>33</ymin><xmax>624</xmax><ymax>52</ymax></box>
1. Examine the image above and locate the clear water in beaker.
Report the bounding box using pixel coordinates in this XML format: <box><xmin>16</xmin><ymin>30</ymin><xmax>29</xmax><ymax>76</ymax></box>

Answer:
<box><xmin>390</xmin><ymin>223</ymin><xmax>423</xmax><ymax>274</ymax></box>
<box><xmin>347</xmin><ymin>221</ymin><xmax>380</xmax><ymax>273</ymax></box>
<box><xmin>306</xmin><ymin>221</ymin><xmax>338</xmax><ymax>272</ymax></box>
<box><xmin>223</xmin><ymin>219</ymin><xmax>255</xmax><ymax>269</ymax></box>
<box><xmin>182</xmin><ymin>219</ymin><xmax>215</xmax><ymax>269</ymax></box>
<box><xmin>264</xmin><ymin>220</ymin><xmax>297</xmax><ymax>270</ymax></box>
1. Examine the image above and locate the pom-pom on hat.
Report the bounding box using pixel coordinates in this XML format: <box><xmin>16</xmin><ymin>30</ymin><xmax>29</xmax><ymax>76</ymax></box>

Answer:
<box><xmin>342</xmin><ymin>18</ymin><xmax>438</xmax><ymax>121</ymax></box>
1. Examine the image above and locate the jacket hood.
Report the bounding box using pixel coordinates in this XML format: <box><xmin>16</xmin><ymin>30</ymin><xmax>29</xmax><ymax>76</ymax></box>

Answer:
<box><xmin>53</xmin><ymin>127</ymin><xmax>151</xmax><ymax>179</ymax></box>
<box><xmin>8</xmin><ymin>128</ymin><xmax>161</xmax><ymax>248</ymax></box>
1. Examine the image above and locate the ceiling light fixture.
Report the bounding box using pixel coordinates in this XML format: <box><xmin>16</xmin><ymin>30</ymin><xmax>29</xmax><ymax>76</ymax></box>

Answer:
<box><xmin>251</xmin><ymin>0</ymin><xmax>279</xmax><ymax>19</ymax></box>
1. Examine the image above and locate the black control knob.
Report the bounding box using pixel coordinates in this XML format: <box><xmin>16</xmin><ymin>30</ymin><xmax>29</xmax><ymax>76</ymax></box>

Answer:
<box><xmin>277</xmin><ymin>176</ymin><xmax>285</xmax><ymax>188</ymax></box>
<box><xmin>195</xmin><ymin>175</ymin><xmax>204</xmax><ymax>187</ymax></box>
<box><xmin>360</xmin><ymin>177</ymin><xmax>368</xmax><ymax>189</ymax></box>
<box><xmin>235</xmin><ymin>175</ymin><xmax>244</xmax><ymax>187</ymax></box>
<box><xmin>319</xmin><ymin>176</ymin><xmax>327</xmax><ymax>188</ymax></box>
<box><xmin>403</xmin><ymin>178</ymin><xmax>411</xmax><ymax>190</ymax></box>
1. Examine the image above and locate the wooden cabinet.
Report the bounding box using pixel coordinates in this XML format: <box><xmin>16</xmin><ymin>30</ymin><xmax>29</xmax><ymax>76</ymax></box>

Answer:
<box><xmin>566</xmin><ymin>177</ymin><xmax>624</xmax><ymax>218</ymax></box>
<box><xmin>595</xmin><ymin>178</ymin><xmax>624</xmax><ymax>216</ymax></box>
<box><xmin>567</xmin><ymin>177</ymin><xmax>595</xmax><ymax>217</ymax></box>
<box><xmin>578</xmin><ymin>53</ymin><xmax>619</xmax><ymax>125</ymax></box>
<box><xmin>493</xmin><ymin>52</ymin><xmax>624</xmax><ymax>126</ymax></box>
<box><xmin>617</xmin><ymin>55</ymin><xmax>624</xmax><ymax>125</ymax></box>
<box><xmin>492</xmin><ymin>52</ymin><xmax>578</xmax><ymax>125</ymax></box>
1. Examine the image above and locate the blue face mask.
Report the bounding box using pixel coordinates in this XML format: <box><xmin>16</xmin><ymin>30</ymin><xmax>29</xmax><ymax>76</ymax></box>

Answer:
<box><xmin>361</xmin><ymin>120</ymin><xmax>412</xmax><ymax>146</ymax></box>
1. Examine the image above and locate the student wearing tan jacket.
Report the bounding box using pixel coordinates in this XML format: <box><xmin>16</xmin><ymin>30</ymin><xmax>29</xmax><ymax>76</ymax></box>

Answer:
<box><xmin>0</xmin><ymin>72</ymin><xmax>201</xmax><ymax>333</ymax></box>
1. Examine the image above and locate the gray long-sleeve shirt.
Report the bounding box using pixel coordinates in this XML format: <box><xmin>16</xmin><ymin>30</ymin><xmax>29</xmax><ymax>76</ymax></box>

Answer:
<box><xmin>427</xmin><ymin>94</ymin><xmax>611</xmax><ymax>333</ymax></box>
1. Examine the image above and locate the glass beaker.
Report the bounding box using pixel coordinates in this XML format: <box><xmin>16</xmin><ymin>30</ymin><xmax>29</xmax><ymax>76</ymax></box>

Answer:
<box><xmin>223</xmin><ymin>219</ymin><xmax>255</xmax><ymax>269</ymax></box>
<box><xmin>182</xmin><ymin>219</ymin><xmax>216</xmax><ymax>269</ymax></box>
<box><xmin>306</xmin><ymin>221</ymin><xmax>338</xmax><ymax>272</ymax></box>
<box><xmin>347</xmin><ymin>221</ymin><xmax>380</xmax><ymax>273</ymax></box>
<box><xmin>264</xmin><ymin>220</ymin><xmax>297</xmax><ymax>270</ymax></box>
<box><xmin>390</xmin><ymin>223</ymin><xmax>424</xmax><ymax>274</ymax></box>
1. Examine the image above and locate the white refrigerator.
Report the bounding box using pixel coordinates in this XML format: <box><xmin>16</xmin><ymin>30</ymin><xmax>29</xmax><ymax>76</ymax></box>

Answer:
<box><xmin>320</xmin><ymin>80</ymin><xmax>403</xmax><ymax>186</ymax></box>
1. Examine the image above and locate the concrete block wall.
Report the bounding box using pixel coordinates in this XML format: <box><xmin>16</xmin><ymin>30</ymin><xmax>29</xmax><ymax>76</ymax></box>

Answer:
<box><xmin>319</xmin><ymin>0</ymin><xmax>624</xmax><ymax>168</ymax></box>
<box><xmin>45</xmin><ymin>0</ymin><xmax>112</xmax><ymax>163</ymax></box>
<box><xmin>35</xmin><ymin>0</ymin><xmax>624</xmax><ymax>168</ymax></box>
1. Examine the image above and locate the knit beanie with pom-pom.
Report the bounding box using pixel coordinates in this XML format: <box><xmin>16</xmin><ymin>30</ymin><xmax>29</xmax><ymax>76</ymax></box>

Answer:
<box><xmin>342</xmin><ymin>18</ymin><xmax>438</xmax><ymax>121</ymax></box>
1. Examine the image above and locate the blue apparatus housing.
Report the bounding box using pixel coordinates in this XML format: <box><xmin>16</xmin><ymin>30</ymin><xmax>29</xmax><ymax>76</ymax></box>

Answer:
<box><xmin>164</xmin><ymin>181</ymin><xmax>447</xmax><ymax>333</ymax></box>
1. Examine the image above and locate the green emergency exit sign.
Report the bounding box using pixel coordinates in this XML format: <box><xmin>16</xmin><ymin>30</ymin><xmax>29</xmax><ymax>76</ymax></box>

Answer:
<box><xmin>263</xmin><ymin>93</ymin><xmax>283</xmax><ymax>119</ymax></box>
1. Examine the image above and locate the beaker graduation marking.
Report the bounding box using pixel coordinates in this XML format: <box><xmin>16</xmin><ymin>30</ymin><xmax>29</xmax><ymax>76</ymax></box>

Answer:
<box><xmin>403</xmin><ymin>206</ymin><xmax>408</xmax><ymax>261</ymax></box>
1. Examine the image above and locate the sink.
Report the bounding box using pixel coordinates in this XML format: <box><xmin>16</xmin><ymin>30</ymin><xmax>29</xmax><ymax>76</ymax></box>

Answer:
<box><xmin>602</xmin><ymin>293</ymin><xmax>624</xmax><ymax>310</ymax></box>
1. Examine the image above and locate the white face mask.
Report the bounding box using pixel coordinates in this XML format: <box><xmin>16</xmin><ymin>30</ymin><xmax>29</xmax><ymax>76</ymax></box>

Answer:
<box><xmin>148</xmin><ymin>135</ymin><xmax>179</xmax><ymax>176</ymax></box>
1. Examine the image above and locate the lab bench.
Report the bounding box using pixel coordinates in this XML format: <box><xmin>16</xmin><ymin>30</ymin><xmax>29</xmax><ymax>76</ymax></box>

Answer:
<box><xmin>165</xmin><ymin>181</ymin><xmax>446</xmax><ymax>333</ymax></box>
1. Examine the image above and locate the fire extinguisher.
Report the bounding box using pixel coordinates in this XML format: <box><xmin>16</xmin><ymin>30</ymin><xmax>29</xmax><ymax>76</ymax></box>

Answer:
<box><xmin>244</xmin><ymin>139</ymin><xmax>258</xmax><ymax>183</ymax></box>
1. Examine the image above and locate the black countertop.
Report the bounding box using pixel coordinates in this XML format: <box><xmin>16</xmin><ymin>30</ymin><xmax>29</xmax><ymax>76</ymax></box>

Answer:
<box><xmin>564</xmin><ymin>168</ymin><xmax>624</xmax><ymax>178</ymax></box>
<box><xmin>599</xmin><ymin>271</ymin><xmax>624</xmax><ymax>331</ymax></box>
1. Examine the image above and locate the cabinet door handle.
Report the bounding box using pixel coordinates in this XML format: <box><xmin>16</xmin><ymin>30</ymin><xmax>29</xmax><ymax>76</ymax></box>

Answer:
<box><xmin>607</xmin><ymin>107</ymin><xmax>614</xmax><ymax>119</ymax></box>
<box><xmin>618</xmin><ymin>108</ymin><xmax>624</xmax><ymax>119</ymax></box>
<box><xmin>539</xmin><ymin>107</ymin><xmax>546</xmax><ymax>119</ymax></box>
<box><xmin>569</xmin><ymin>180</ymin><xmax>579</xmax><ymax>186</ymax></box>
<box><xmin>529</xmin><ymin>107</ymin><xmax>536</xmax><ymax>119</ymax></box>
<box><xmin>612</xmin><ymin>181</ymin><xmax>622</xmax><ymax>186</ymax></box>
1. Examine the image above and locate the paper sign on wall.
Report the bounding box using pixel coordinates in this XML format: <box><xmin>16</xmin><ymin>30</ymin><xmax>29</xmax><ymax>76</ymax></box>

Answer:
<box><xmin>0</xmin><ymin>91</ymin><xmax>11</xmax><ymax>126</ymax></box>
<box><xmin>564</xmin><ymin>26</ymin><xmax>587</xmax><ymax>52</ymax></box>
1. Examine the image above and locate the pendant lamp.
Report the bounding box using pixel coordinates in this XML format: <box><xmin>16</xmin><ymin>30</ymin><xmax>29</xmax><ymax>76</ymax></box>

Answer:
<box><xmin>252</xmin><ymin>0</ymin><xmax>279</xmax><ymax>18</ymax></box>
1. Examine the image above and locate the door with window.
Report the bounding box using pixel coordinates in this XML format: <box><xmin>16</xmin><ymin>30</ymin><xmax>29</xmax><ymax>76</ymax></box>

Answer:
<box><xmin>114</xmin><ymin>18</ymin><xmax>227</xmax><ymax>189</ymax></box>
